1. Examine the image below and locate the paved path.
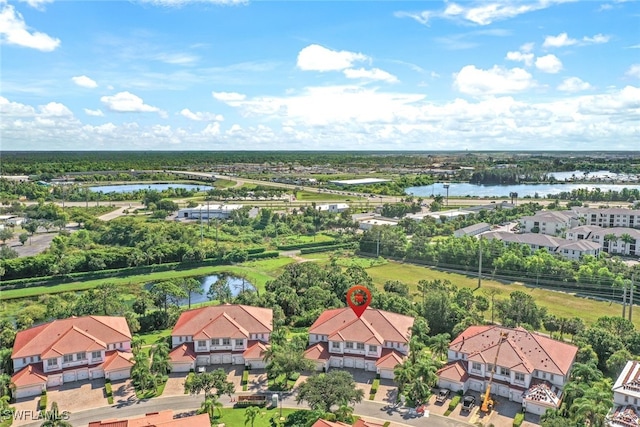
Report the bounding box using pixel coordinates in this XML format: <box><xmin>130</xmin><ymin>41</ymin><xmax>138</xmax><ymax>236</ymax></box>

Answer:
<box><xmin>97</xmin><ymin>204</ymin><xmax>144</xmax><ymax>221</ymax></box>
<box><xmin>18</xmin><ymin>393</ymin><xmax>474</xmax><ymax>427</ymax></box>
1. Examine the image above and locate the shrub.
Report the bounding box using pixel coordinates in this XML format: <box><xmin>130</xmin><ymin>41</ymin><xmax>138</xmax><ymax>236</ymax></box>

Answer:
<box><xmin>323</xmin><ymin>413</ymin><xmax>336</xmax><ymax>422</ymax></box>
<box><xmin>370</xmin><ymin>378</ymin><xmax>380</xmax><ymax>395</ymax></box>
<box><xmin>235</xmin><ymin>401</ymin><xmax>266</xmax><ymax>408</ymax></box>
<box><xmin>448</xmin><ymin>395</ymin><xmax>461</xmax><ymax>411</ymax></box>
<box><xmin>299</xmin><ymin>243</ymin><xmax>357</xmax><ymax>254</ymax></box>
<box><xmin>513</xmin><ymin>413</ymin><xmax>525</xmax><ymax>427</ymax></box>
<box><xmin>39</xmin><ymin>390</ymin><xmax>47</xmax><ymax>411</ymax></box>
<box><xmin>288</xmin><ymin>372</ymin><xmax>300</xmax><ymax>381</ymax></box>
<box><xmin>247</xmin><ymin>251</ymin><xmax>279</xmax><ymax>260</ymax></box>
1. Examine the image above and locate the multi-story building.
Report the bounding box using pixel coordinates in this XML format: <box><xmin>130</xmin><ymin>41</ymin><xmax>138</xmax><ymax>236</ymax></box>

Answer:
<box><xmin>169</xmin><ymin>304</ymin><xmax>272</xmax><ymax>372</ymax></box>
<box><xmin>573</xmin><ymin>208</ymin><xmax>640</xmax><ymax>229</ymax></box>
<box><xmin>304</xmin><ymin>307</ymin><xmax>414</xmax><ymax>379</ymax></box>
<box><xmin>519</xmin><ymin>211</ymin><xmax>577</xmax><ymax>236</ymax></box>
<box><xmin>436</xmin><ymin>325</ymin><xmax>578</xmax><ymax>415</ymax></box>
<box><xmin>608</xmin><ymin>360</ymin><xmax>640</xmax><ymax>426</ymax></box>
<box><xmin>11</xmin><ymin>316</ymin><xmax>133</xmax><ymax>399</ymax></box>
<box><xmin>482</xmin><ymin>231</ymin><xmax>601</xmax><ymax>260</ymax></box>
<box><xmin>566</xmin><ymin>225</ymin><xmax>640</xmax><ymax>257</ymax></box>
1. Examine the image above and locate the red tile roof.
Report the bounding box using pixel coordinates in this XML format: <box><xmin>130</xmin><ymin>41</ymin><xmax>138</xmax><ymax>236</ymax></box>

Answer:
<box><xmin>304</xmin><ymin>342</ymin><xmax>330</xmax><ymax>361</ymax></box>
<box><xmin>436</xmin><ymin>360</ymin><xmax>469</xmax><ymax>383</ymax></box>
<box><xmin>309</xmin><ymin>308</ymin><xmax>414</xmax><ymax>344</ymax></box>
<box><xmin>353</xmin><ymin>419</ymin><xmax>385</xmax><ymax>427</ymax></box>
<box><xmin>101</xmin><ymin>351</ymin><xmax>134</xmax><ymax>372</ymax></box>
<box><xmin>523</xmin><ymin>380</ymin><xmax>561</xmax><ymax>408</ymax></box>
<box><xmin>13</xmin><ymin>316</ymin><xmax>131</xmax><ymax>359</ymax></box>
<box><xmin>89</xmin><ymin>411</ymin><xmax>210</xmax><ymax>427</ymax></box>
<box><xmin>169</xmin><ymin>343</ymin><xmax>196</xmax><ymax>363</ymax></box>
<box><xmin>450</xmin><ymin>325</ymin><xmax>577</xmax><ymax>376</ymax></box>
<box><xmin>243</xmin><ymin>340</ymin><xmax>268</xmax><ymax>360</ymax></box>
<box><xmin>375</xmin><ymin>348</ymin><xmax>405</xmax><ymax>369</ymax></box>
<box><xmin>172</xmin><ymin>304</ymin><xmax>272</xmax><ymax>338</ymax></box>
<box><xmin>11</xmin><ymin>363</ymin><xmax>47</xmax><ymax>387</ymax></box>
<box><xmin>311</xmin><ymin>420</ymin><xmax>351</xmax><ymax>427</ymax></box>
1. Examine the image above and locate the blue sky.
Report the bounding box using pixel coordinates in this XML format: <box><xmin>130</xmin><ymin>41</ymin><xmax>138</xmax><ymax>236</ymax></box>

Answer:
<box><xmin>1</xmin><ymin>0</ymin><xmax>639</xmax><ymax>151</ymax></box>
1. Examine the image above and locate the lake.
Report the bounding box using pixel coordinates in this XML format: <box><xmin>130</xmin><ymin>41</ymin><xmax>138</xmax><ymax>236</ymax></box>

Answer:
<box><xmin>146</xmin><ymin>274</ymin><xmax>255</xmax><ymax>307</ymax></box>
<box><xmin>89</xmin><ymin>183</ymin><xmax>213</xmax><ymax>193</ymax></box>
<box><xmin>406</xmin><ymin>182</ymin><xmax>640</xmax><ymax>198</ymax></box>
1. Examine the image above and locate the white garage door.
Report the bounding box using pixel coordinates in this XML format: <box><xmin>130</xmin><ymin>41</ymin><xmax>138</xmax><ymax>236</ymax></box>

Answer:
<box><xmin>108</xmin><ymin>369</ymin><xmax>130</xmax><ymax>381</ymax></box>
<box><xmin>355</xmin><ymin>358</ymin><xmax>365</xmax><ymax>369</ymax></box>
<box><xmin>380</xmin><ymin>369</ymin><xmax>394</xmax><ymax>379</ymax></box>
<box><xmin>77</xmin><ymin>369</ymin><xmax>89</xmax><ymax>381</ymax></box>
<box><xmin>63</xmin><ymin>371</ymin><xmax>76</xmax><ymax>383</ymax></box>
<box><xmin>91</xmin><ymin>369</ymin><xmax>105</xmax><ymax>379</ymax></box>
<box><xmin>330</xmin><ymin>357</ymin><xmax>342</xmax><ymax>368</ymax></box>
<box><xmin>233</xmin><ymin>356</ymin><xmax>244</xmax><ymax>365</ymax></box>
<box><xmin>344</xmin><ymin>358</ymin><xmax>354</xmax><ymax>368</ymax></box>
<box><xmin>249</xmin><ymin>360</ymin><xmax>266</xmax><ymax>369</ymax></box>
<box><xmin>48</xmin><ymin>375</ymin><xmax>62</xmax><ymax>388</ymax></box>
<box><xmin>470</xmin><ymin>380</ymin><xmax>483</xmax><ymax>391</ymax></box>
<box><xmin>211</xmin><ymin>355</ymin><xmax>222</xmax><ymax>365</ymax></box>
<box><xmin>172</xmin><ymin>363</ymin><xmax>192</xmax><ymax>373</ymax></box>
<box><xmin>498</xmin><ymin>385</ymin><xmax>509</xmax><ymax>398</ymax></box>
<box><xmin>525</xmin><ymin>403</ymin><xmax>545</xmax><ymax>415</ymax></box>
<box><xmin>15</xmin><ymin>385</ymin><xmax>43</xmax><ymax>399</ymax></box>
<box><xmin>222</xmin><ymin>355</ymin><xmax>232</xmax><ymax>364</ymax></box>
<box><xmin>365</xmin><ymin>362</ymin><xmax>376</xmax><ymax>372</ymax></box>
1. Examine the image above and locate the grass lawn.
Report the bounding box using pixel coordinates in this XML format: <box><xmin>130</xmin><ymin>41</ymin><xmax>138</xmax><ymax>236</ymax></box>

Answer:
<box><xmin>365</xmin><ymin>260</ymin><xmax>640</xmax><ymax>329</ymax></box>
<box><xmin>276</xmin><ymin>233</ymin><xmax>334</xmax><ymax>246</ymax></box>
<box><xmin>267</xmin><ymin>374</ymin><xmax>296</xmax><ymax>391</ymax></box>
<box><xmin>213</xmin><ymin>407</ymin><xmax>297</xmax><ymax>427</ymax></box>
<box><xmin>1</xmin><ymin>257</ymin><xmax>295</xmax><ymax>301</ymax></box>
<box><xmin>139</xmin><ymin>329</ymin><xmax>171</xmax><ymax>345</ymax></box>
<box><xmin>295</xmin><ymin>191</ymin><xmax>362</xmax><ymax>202</ymax></box>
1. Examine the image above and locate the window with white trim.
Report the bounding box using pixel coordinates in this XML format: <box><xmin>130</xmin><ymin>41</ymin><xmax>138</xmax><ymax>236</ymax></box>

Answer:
<box><xmin>76</xmin><ymin>352</ymin><xmax>86</xmax><ymax>360</ymax></box>
<box><xmin>472</xmin><ymin>362</ymin><xmax>481</xmax><ymax>371</ymax></box>
<box><xmin>63</xmin><ymin>354</ymin><xmax>73</xmax><ymax>363</ymax></box>
<box><xmin>235</xmin><ymin>339</ymin><xmax>243</xmax><ymax>347</ymax></box>
<box><xmin>369</xmin><ymin>345</ymin><xmax>377</xmax><ymax>353</ymax></box>
<box><xmin>47</xmin><ymin>358</ymin><xmax>57</xmax><ymax>367</ymax></box>
<box><xmin>92</xmin><ymin>351</ymin><xmax>102</xmax><ymax>360</ymax></box>
<box><xmin>356</xmin><ymin>343</ymin><xmax>365</xmax><ymax>350</ymax></box>
<box><xmin>198</xmin><ymin>340</ymin><xmax>207</xmax><ymax>348</ymax></box>
<box><xmin>222</xmin><ymin>338</ymin><xmax>230</xmax><ymax>346</ymax></box>
<box><xmin>515</xmin><ymin>372</ymin><xmax>525</xmax><ymax>383</ymax></box>
<box><xmin>345</xmin><ymin>342</ymin><xmax>354</xmax><ymax>349</ymax></box>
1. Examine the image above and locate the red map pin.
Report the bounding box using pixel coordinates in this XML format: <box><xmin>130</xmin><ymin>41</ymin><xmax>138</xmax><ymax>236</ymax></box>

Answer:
<box><xmin>346</xmin><ymin>285</ymin><xmax>371</xmax><ymax>318</ymax></box>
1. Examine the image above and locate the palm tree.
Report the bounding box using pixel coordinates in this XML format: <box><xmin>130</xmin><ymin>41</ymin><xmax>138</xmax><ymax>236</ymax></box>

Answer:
<box><xmin>130</xmin><ymin>336</ymin><xmax>145</xmax><ymax>353</ymax></box>
<box><xmin>603</xmin><ymin>233</ymin><xmax>617</xmax><ymax>253</ymax></box>
<box><xmin>415</xmin><ymin>358</ymin><xmax>439</xmax><ymax>387</ymax></box>
<box><xmin>334</xmin><ymin>401</ymin><xmax>354</xmax><ymax>422</ymax></box>
<box><xmin>244</xmin><ymin>405</ymin><xmax>261</xmax><ymax>427</ymax></box>
<box><xmin>179</xmin><ymin>278</ymin><xmax>203</xmax><ymax>309</ymax></box>
<box><xmin>151</xmin><ymin>342</ymin><xmax>171</xmax><ymax>376</ymax></box>
<box><xmin>270</xmin><ymin>327</ymin><xmax>288</xmax><ymax>347</ymax></box>
<box><xmin>621</xmin><ymin>233</ymin><xmax>635</xmax><ymax>254</ymax></box>
<box><xmin>199</xmin><ymin>395</ymin><xmax>223</xmax><ymax>422</ymax></box>
<box><xmin>407</xmin><ymin>377</ymin><xmax>431</xmax><ymax>406</ymax></box>
<box><xmin>570</xmin><ymin>362</ymin><xmax>603</xmax><ymax>384</ymax></box>
<box><xmin>570</xmin><ymin>386</ymin><xmax>612</xmax><ymax>427</ymax></box>
<box><xmin>408</xmin><ymin>336</ymin><xmax>424</xmax><ymax>364</ymax></box>
<box><xmin>40</xmin><ymin>401</ymin><xmax>72</xmax><ymax>427</ymax></box>
<box><xmin>0</xmin><ymin>374</ymin><xmax>13</xmax><ymax>398</ymax></box>
<box><xmin>0</xmin><ymin>395</ymin><xmax>11</xmax><ymax>412</ymax></box>
<box><xmin>393</xmin><ymin>361</ymin><xmax>415</xmax><ymax>395</ymax></box>
<box><xmin>429</xmin><ymin>334</ymin><xmax>450</xmax><ymax>361</ymax></box>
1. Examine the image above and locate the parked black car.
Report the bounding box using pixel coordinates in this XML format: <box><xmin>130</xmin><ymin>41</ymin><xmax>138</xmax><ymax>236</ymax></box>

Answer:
<box><xmin>462</xmin><ymin>395</ymin><xmax>476</xmax><ymax>412</ymax></box>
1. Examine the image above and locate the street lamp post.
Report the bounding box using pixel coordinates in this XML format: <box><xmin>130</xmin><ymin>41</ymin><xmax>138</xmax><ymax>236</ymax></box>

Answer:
<box><xmin>443</xmin><ymin>184</ymin><xmax>450</xmax><ymax>207</ymax></box>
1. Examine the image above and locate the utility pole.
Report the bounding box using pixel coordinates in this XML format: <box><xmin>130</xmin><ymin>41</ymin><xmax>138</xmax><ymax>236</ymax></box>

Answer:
<box><xmin>623</xmin><ymin>282</ymin><xmax>627</xmax><ymax>319</ymax></box>
<box><xmin>478</xmin><ymin>238</ymin><xmax>483</xmax><ymax>288</ymax></box>
<box><xmin>630</xmin><ymin>274</ymin><xmax>635</xmax><ymax>322</ymax></box>
<box><xmin>199</xmin><ymin>206</ymin><xmax>203</xmax><ymax>243</ymax></box>
<box><xmin>376</xmin><ymin>232</ymin><xmax>380</xmax><ymax>257</ymax></box>
<box><xmin>443</xmin><ymin>184</ymin><xmax>450</xmax><ymax>207</ymax></box>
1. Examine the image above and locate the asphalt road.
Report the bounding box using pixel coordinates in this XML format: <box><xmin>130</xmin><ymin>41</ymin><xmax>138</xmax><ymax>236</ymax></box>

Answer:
<box><xmin>19</xmin><ymin>393</ymin><xmax>474</xmax><ymax>427</ymax></box>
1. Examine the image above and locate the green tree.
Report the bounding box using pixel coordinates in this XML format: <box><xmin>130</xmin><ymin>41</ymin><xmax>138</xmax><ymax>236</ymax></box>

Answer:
<box><xmin>207</xmin><ymin>275</ymin><xmax>232</xmax><ymax>303</ymax></box>
<box><xmin>429</xmin><ymin>333</ymin><xmax>450</xmax><ymax>361</ymax></box>
<box><xmin>178</xmin><ymin>277</ymin><xmax>202</xmax><ymax>309</ymax></box>
<box><xmin>184</xmin><ymin>369</ymin><xmax>235</xmax><ymax>401</ymax></box>
<box><xmin>199</xmin><ymin>395</ymin><xmax>223</xmax><ymax>422</ymax></box>
<box><xmin>606</xmin><ymin>349</ymin><xmax>632</xmax><ymax>376</ymax></box>
<box><xmin>18</xmin><ymin>233</ymin><xmax>28</xmax><ymax>246</ymax></box>
<box><xmin>296</xmin><ymin>370</ymin><xmax>365</xmax><ymax>412</ymax></box>
<box><xmin>266</xmin><ymin>342</ymin><xmax>314</xmax><ymax>390</ymax></box>
<box><xmin>0</xmin><ymin>229</ymin><xmax>14</xmax><ymax>245</ymax></box>
<box><xmin>244</xmin><ymin>405</ymin><xmax>261</xmax><ymax>427</ymax></box>
<box><xmin>150</xmin><ymin>342</ymin><xmax>171</xmax><ymax>376</ymax></box>
<box><xmin>151</xmin><ymin>281</ymin><xmax>187</xmax><ymax>313</ymax></box>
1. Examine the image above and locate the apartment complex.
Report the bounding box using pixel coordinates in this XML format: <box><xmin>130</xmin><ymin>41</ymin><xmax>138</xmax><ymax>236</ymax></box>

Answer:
<box><xmin>519</xmin><ymin>211</ymin><xmax>578</xmax><ymax>236</ymax></box>
<box><xmin>609</xmin><ymin>360</ymin><xmax>640</xmax><ymax>427</ymax></box>
<box><xmin>482</xmin><ymin>231</ymin><xmax>601</xmax><ymax>260</ymax></box>
<box><xmin>566</xmin><ymin>225</ymin><xmax>640</xmax><ymax>257</ymax></box>
<box><xmin>573</xmin><ymin>208</ymin><xmax>640</xmax><ymax>229</ymax></box>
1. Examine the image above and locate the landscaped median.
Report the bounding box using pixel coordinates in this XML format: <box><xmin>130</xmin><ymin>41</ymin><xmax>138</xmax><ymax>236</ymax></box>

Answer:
<box><xmin>444</xmin><ymin>395</ymin><xmax>460</xmax><ymax>416</ymax></box>
<box><xmin>105</xmin><ymin>380</ymin><xmax>114</xmax><ymax>404</ymax></box>
<box><xmin>369</xmin><ymin>378</ymin><xmax>380</xmax><ymax>400</ymax></box>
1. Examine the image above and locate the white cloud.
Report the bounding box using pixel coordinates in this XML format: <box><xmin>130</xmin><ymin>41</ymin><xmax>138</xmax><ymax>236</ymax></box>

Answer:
<box><xmin>521</xmin><ymin>42</ymin><xmax>535</xmax><ymax>53</ymax></box>
<box><xmin>535</xmin><ymin>54</ymin><xmax>563</xmax><ymax>73</ymax></box>
<box><xmin>453</xmin><ymin>65</ymin><xmax>535</xmax><ymax>95</ymax></box>
<box><xmin>201</xmin><ymin>122</ymin><xmax>221</xmax><ymax>136</ymax></box>
<box><xmin>543</xmin><ymin>32</ymin><xmax>577</xmax><ymax>48</ymax></box>
<box><xmin>343</xmin><ymin>68</ymin><xmax>398</xmax><ymax>83</ymax></box>
<box><xmin>506</xmin><ymin>51</ymin><xmax>534</xmax><ymax>67</ymax></box>
<box><xmin>84</xmin><ymin>108</ymin><xmax>104</xmax><ymax>117</ymax></box>
<box><xmin>153</xmin><ymin>52</ymin><xmax>199</xmax><ymax>65</ymax></box>
<box><xmin>297</xmin><ymin>44</ymin><xmax>368</xmax><ymax>72</ymax></box>
<box><xmin>0</xmin><ymin>2</ymin><xmax>60</xmax><ymax>51</ymax></box>
<box><xmin>558</xmin><ymin>77</ymin><xmax>592</xmax><ymax>92</ymax></box>
<box><xmin>71</xmin><ymin>75</ymin><xmax>98</xmax><ymax>89</ymax></box>
<box><xmin>212</xmin><ymin>91</ymin><xmax>247</xmax><ymax>104</ymax></box>
<box><xmin>397</xmin><ymin>0</ymin><xmax>570</xmax><ymax>26</ymax></box>
<box><xmin>100</xmin><ymin>91</ymin><xmax>161</xmax><ymax>113</ymax></box>
<box><xmin>40</xmin><ymin>102</ymin><xmax>73</xmax><ymax>117</ymax></box>
<box><xmin>179</xmin><ymin>108</ymin><xmax>223</xmax><ymax>121</ymax></box>
<box><xmin>626</xmin><ymin>64</ymin><xmax>640</xmax><ymax>79</ymax></box>
<box><xmin>583</xmin><ymin>33</ymin><xmax>610</xmax><ymax>44</ymax></box>
<box><xmin>18</xmin><ymin>0</ymin><xmax>53</xmax><ymax>10</ymax></box>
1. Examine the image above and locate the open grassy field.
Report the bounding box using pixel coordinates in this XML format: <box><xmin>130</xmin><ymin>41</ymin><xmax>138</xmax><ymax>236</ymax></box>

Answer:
<box><xmin>0</xmin><ymin>257</ymin><xmax>294</xmax><ymax>301</ymax></box>
<box><xmin>295</xmin><ymin>190</ymin><xmax>364</xmax><ymax>202</ymax></box>
<box><xmin>213</xmin><ymin>407</ymin><xmax>298</xmax><ymax>427</ymax></box>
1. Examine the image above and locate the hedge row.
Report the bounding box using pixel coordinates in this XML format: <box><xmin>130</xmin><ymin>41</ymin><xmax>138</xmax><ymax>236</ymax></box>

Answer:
<box><xmin>513</xmin><ymin>413</ymin><xmax>525</xmax><ymax>427</ymax></box>
<box><xmin>448</xmin><ymin>395</ymin><xmax>461</xmax><ymax>411</ymax></box>
<box><xmin>299</xmin><ymin>242</ymin><xmax>357</xmax><ymax>254</ymax></box>
<box><xmin>276</xmin><ymin>240</ymin><xmax>336</xmax><ymax>250</ymax></box>
<box><xmin>246</xmin><ymin>251</ymin><xmax>279</xmax><ymax>260</ymax></box>
<box><xmin>105</xmin><ymin>379</ymin><xmax>113</xmax><ymax>404</ymax></box>
<box><xmin>234</xmin><ymin>401</ymin><xmax>266</xmax><ymax>408</ymax></box>
<box><xmin>39</xmin><ymin>391</ymin><xmax>47</xmax><ymax>411</ymax></box>
<box><xmin>246</xmin><ymin>247</ymin><xmax>266</xmax><ymax>255</ymax></box>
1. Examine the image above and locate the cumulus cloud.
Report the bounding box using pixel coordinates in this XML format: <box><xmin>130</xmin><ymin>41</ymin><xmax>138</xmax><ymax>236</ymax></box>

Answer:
<box><xmin>212</xmin><ymin>91</ymin><xmax>247</xmax><ymax>104</ymax></box>
<box><xmin>343</xmin><ymin>67</ymin><xmax>398</xmax><ymax>83</ymax></box>
<box><xmin>626</xmin><ymin>64</ymin><xmax>640</xmax><ymax>79</ymax></box>
<box><xmin>179</xmin><ymin>108</ymin><xmax>223</xmax><ymax>121</ymax></box>
<box><xmin>297</xmin><ymin>44</ymin><xmax>368</xmax><ymax>72</ymax></box>
<box><xmin>201</xmin><ymin>122</ymin><xmax>221</xmax><ymax>136</ymax></box>
<box><xmin>84</xmin><ymin>108</ymin><xmax>104</xmax><ymax>117</ymax></box>
<box><xmin>396</xmin><ymin>0</ymin><xmax>569</xmax><ymax>26</ymax></box>
<box><xmin>583</xmin><ymin>33</ymin><xmax>610</xmax><ymax>44</ymax></box>
<box><xmin>453</xmin><ymin>65</ymin><xmax>535</xmax><ymax>95</ymax></box>
<box><xmin>558</xmin><ymin>77</ymin><xmax>592</xmax><ymax>92</ymax></box>
<box><xmin>0</xmin><ymin>2</ymin><xmax>60</xmax><ymax>51</ymax></box>
<box><xmin>543</xmin><ymin>33</ymin><xmax>577</xmax><ymax>48</ymax></box>
<box><xmin>71</xmin><ymin>75</ymin><xmax>98</xmax><ymax>89</ymax></box>
<box><xmin>18</xmin><ymin>0</ymin><xmax>53</xmax><ymax>10</ymax></box>
<box><xmin>506</xmin><ymin>51</ymin><xmax>534</xmax><ymax>67</ymax></box>
<box><xmin>535</xmin><ymin>54</ymin><xmax>563</xmax><ymax>73</ymax></box>
<box><xmin>153</xmin><ymin>52</ymin><xmax>199</xmax><ymax>65</ymax></box>
<box><xmin>40</xmin><ymin>102</ymin><xmax>73</xmax><ymax>117</ymax></box>
<box><xmin>100</xmin><ymin>92</ymin><xmax>161</xmax><ymax>113</ymax></box>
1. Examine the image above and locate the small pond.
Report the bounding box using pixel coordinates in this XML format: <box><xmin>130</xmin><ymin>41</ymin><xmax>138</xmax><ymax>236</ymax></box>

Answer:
<box><xmin>88</xmin><ymin>183</ymin><xmax>213</xmax><ymax>193</ymax></box>
<box><xmin>146</xmin><ymin>274</ymin><xmax>255</xmax><ymax>307</ymax></box>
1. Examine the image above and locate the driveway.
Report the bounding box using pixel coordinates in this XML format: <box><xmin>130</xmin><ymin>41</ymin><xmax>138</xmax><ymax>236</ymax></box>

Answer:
<box><xmin>246</xmin><ymin>369</ymin><xmax>267</xmax><ymax>392</ymax></box>
<box><xmin>376</xmin><ymin>379</ymin><xmax>397</xmax><ymax>404</ymax></box>
<box><xmin>477</xmin><ymin>396</ymin><xmax>540</xmax><ymax>427</ymax></box>
<box><xmin>163</xmin><ymin>373</ymin><xmax>188</xmax><ymax>397</ymax></box>
<box><xmin>111</xmin><ymin>379</ymin><xmax>136</xmax><ymax>407</ymax></box>
<box><xmin>47</xmin><ymin>379</ymin><xmax>107</xmax><ymax>413</ymax></box>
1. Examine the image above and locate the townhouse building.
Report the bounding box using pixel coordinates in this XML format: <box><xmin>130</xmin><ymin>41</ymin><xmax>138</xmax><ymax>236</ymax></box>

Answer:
<box><xmin>169</xmin><ymin>304</ymin><xmax>272</xmax><ymax>372</ymax></box>
<box><xmin>436</xmin><ymin>325</ymin><xmax>578</xmax><ymax>416</ymax></box>
<box><xmin>573</xmin><ymin>208</ymin><xmax>640</xmax><ymax>229</ymax></box>
<box><xmin>304</xmin><ymin>307</ymin><xmax>414</xmax><ymax>379</ymax></box>
<box><xmin>566</xmin><ymin>225</ymin><xmax>640</xmax><ymax>257</ymax></box>
<box><xmin>11</xmin><ymin>316</ymin><xmax>133</xmax><ymax>399</ymax></box>
<box><xmin>519</xmin><ymin>211</ymin><xmax>577</xmax><ymax>236</ymax></box>
<box><xmin>482</xmin><ymin>231</ymin><xmax>601</xmax><ymax>260</ymax></box>
<box><xmin>607</xmin><ymin>360</ymin><xmax>640</xmax><ymax>426</ymax></box>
